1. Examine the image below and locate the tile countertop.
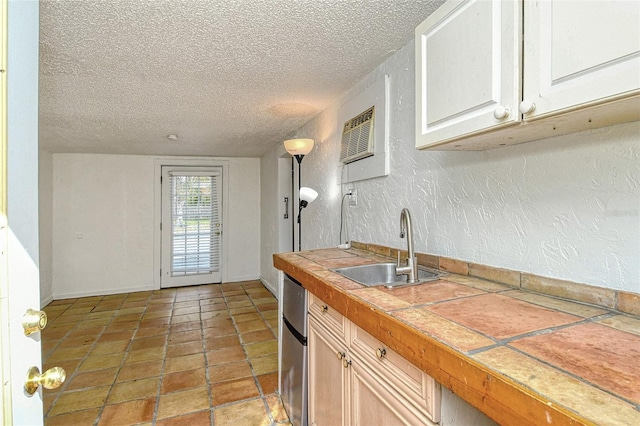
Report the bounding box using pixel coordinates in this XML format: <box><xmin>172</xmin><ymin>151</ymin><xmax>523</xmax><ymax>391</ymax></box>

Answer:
<box><xmin>273</xmin><ymin>248</ymin><xmax>640</xmax><ymax>426</ymax></box>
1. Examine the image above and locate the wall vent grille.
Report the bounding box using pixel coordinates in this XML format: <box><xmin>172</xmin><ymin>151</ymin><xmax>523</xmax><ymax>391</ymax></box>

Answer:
<box><xmin>340</xmin><ymin>106</ymin><xmax>375</xmax><ymax>164</ymax></box>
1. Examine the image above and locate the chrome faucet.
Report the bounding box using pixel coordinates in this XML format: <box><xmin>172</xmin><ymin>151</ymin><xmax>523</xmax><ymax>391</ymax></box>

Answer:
<box><xmin>396</xmin><ymin>208</ymin><xmax>418</xmax><ymax>283</ymax></box>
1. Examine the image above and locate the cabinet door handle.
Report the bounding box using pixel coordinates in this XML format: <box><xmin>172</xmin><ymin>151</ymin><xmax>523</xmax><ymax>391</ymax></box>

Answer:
<box><xmin>376</xmin><ymin>348</ymin><xmax>387</xmax><ymax>359</ymax></box>
<box><xmin>343</xmin><ymin>358</ymin><xmax>352</xmax><ymax>369</ymax></box>
<box><xmin>519</xmin><ymin>100</ymin><xmax>536</xmax><ymax>115</ymax></box>
<box><xmin>336</xmin><ymin>351</ymin><xmax>346</xmax><ymax>360</ymax></box>
<box><xmin>321</xmin><ymin>305</ymin><xmax>328</xmax><ymax>313</ymax></box>
<box><xmin>493</xmin><ymin>105</ymin><xmax>510</xmax><ymax>120</ymax></box>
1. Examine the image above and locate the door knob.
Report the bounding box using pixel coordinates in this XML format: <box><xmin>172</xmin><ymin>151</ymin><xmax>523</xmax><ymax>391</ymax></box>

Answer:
<box><xmin>24</xmin><ymin>366</ymin><xmax>66</xmax><ymax>395</ymax></box>
<box><xmin>22</xmin><ymin>309</ymin><xmax>47</xmax><ymax>336</ymax></box>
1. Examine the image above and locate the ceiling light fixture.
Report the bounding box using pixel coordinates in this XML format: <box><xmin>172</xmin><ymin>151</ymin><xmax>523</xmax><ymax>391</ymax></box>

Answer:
<box><xmin>167</xmin><ymin>134</ymin><xmax>178</xmax><ymax>141</ymax></box>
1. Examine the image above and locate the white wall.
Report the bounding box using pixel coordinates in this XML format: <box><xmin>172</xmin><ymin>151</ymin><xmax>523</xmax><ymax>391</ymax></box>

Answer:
<box><xmin>262</xmin><ymin>40</ymin><xmax>640</xmax><ymax>294</ymax></box>
<box><xmin>260</xmin><ymin>147</ymin><xmax>279</xmax><ymax>293</ymax></box>
<box><xmin>39</xmin><ymin>150</ymin><xmax>53</xmax><ymax>306</ymax></box>
<box><xmin>52</xmin><ymin>153</ymin><xmax>260</xmax><ymax>299</ymax></box>
<box><xmin>226</xmin><ymin>157</ymin><xmax>261</xmax><ymax>281</ymax></box>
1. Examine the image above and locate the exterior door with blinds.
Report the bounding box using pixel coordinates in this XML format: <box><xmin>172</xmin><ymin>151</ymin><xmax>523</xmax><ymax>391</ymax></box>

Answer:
<box><xmin>161</xmin><ymin>167</ymin><xmax>223</xmax><ymax>287</ymax></box>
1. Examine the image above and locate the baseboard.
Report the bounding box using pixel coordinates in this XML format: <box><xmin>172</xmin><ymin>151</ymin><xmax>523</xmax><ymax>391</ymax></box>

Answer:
<box><xmin>53</xmin><ymin>284</ymin><xmax>155</xmax><ymax>301</ymax></box>
<box><xmin>225</xmin><ymin>274</ymin><xmax>260</xmax><ymax>283</ymax></box>
<box><xmin>40</xmin><ymin>294</ymin><xmax>54</xmax><ymax>309</ymax></box>
<box><xmin>259</xmin><ymin>276</ymin><xmax>277</xmax><ymax>297</ymax></box>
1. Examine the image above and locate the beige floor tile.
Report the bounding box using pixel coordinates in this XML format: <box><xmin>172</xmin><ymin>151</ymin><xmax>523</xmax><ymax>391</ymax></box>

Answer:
<box><xmin>207</xmin><ymin>345</ymin><xmax>246</xmax><ymax>365</ymax></box>
<box><xmin>65</xmin><ymin>367</ymin><xmax>118</xmax><ymax>391</ymax></box>
<box><xmin>117</xmin><ymin>359</ymin><xmax>164</xmax><ymax>382</ymax></box>
<box><xmin>166</xmin><ymin>340</ymin><xmax>203</xmax><ymax>357</ymax></box>
<box><xmin>227</xmin><ymin>306</ymin><xmax>256</xmax><ymax>315</ymax></box>
<box><xmin>161</xmin><ymin>367</ymin><xmax>207</xmax><ymax>394</ymax></box>
<box><xmin>164</xmin><ymin>353</ymin><xmax>206</xmax><ymax>373</ymax></box>
<box><xmin>245</xmin><ymin>340</ymin><xmax>277</xmax><ymax>358</ymax></box>
<box><xmin>266</xmin><ymin>394</ymin><xmax>289</xmax><ymax>422</ymax></box>
<box><xmin>211</xmin><ymin>377</ymin><xmax>260</xmax><ymax>406</ymax></box>
<box><xmin>156</xmin><ymin>387</ymin><xmax>210</xmax><ymax>419</ymax></box>
<box><xmin>45</xmin><ymin>408</ymin><xmax>101</xmax><ymax>426</ymax></box>
<box><xmin>257</xmin><ymin>372</ymin><xmax>278</xmax><ymax>395</ymax></box>
<box><xmin>48</xmin><ymin>386</ymin><xmax>110</xmax><ymax>416</ymax></box>
<box><xmin>78</xmin><ymin>352</ymin><xmax>125</xmax><ymax>372</ymax></box>
<box><xmin>171</xmin><ymin>321</ymin><xmax>202</xmax><ymax>332</ymax></box>
<box><xmin>98</xmin><ymin>397</ymin><xmax>156</xmax><ymax>425</ymax></box>
<box><xmin>107</xmin><ymin>377</ymin><xmax>160</xmax><ymax>403</ymax></box>
<box><xmin>232</xmin><ymin>312</ymin><xmax>263</xmax><ymax>323</ymax></box>
<box><xmin>131</xmin><ymin>335</ymin><xmax>168</xmax><ymax>351</ymax></box>
<box><xmin>209</xmin><ymin>360</ymin><xmax>253</xmax><ymax>383</ymax></box>
<box><xmin>240</xmin><ymin>329</ymin><xmax>275</xmax><ymax>344</ymax></box>
<box><xmin>168</xmin><ymin>329</ymin><xmax>202</xmax><ymax>344</ymax></box>
<box><xmin>213</xmin><ymin>399</ymin><xmax>268</xmax><ymax>426</ymax></box>
<box><xmin>250</xmin><ymin>354</ymin><xmax>278</xmax><ymax>375</ymax></box>
<box><xmin>97</xmin><ymin>330</ymin><xmax>135</xmax><ymax>343</ymax></box>
<box><xmin>46</xmin><ymin>345</ymin><xmax>92</xmax><ymax>363</ymax></box>
<box><xmin>135</xmin><ymin>325</ymin><xmax>171</xmax><ymax>337</ymax></box>
<box><xmin>155</xmin><ymin>410</ymin><xmax>211</xmax><ymax>426</ymax></box>
<box><xmin>90</xmin><ymin>339</ymin><xmax>130</xmax><ymax>355</ymax></box>
<box><xmin>125</xmin><ymin>346</ymin><xmax>166</xmax><ymax>363</ymax></box>
<box><xmin>235</xmin><ymin>320</ymin><xmax>268</xmax><ymax>334</ymax></box>
<box><xmin>204</xmin><ymin>334</ymin><xmax>240</xmax><ymax>350</ymax></box>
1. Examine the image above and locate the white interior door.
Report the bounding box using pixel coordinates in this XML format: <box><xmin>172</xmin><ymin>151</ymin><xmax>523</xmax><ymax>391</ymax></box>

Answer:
<box><xmin>1</xmin><ymin>1</ymin><xmax>54</xmax><ymax>424</ymax></box>
<box><xmin>161</xmin><ymin>166</ymin><xmax>223</xmax><ymax>288</ymax></box>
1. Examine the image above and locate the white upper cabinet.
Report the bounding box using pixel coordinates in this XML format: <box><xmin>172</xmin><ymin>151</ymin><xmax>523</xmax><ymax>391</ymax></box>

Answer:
<box><xmin>522</xmin><ymin>0</ymin><xmax>640</xmax><ymax>119</ymax></box>
<box><xmin>415</xmin><ymin>0</ymin><xmax>522</xmax><ymax>148</ymax></box>
<box><xmin>416</xmin><ymin>0</ymin><xmax>640</xmax><ymax>150</ymax></box>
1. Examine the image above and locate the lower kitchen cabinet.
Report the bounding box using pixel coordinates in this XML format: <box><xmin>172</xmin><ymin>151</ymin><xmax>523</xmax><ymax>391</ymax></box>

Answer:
<box><xmin>308</xmin><ymin>314</ymin><xmax>350</xmax><ymax>426</ymax></box>
<box><xmin>308</xmin><ymin>294</ymin><xmax>440</xmax><ymax>426</ymax></box>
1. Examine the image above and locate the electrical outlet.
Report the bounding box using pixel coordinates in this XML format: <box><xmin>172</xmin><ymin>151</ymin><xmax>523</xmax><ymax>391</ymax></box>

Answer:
<box><xmin>349</xmin><ymin>189</ymin><xmax>358</xmax><ymax>206</ymax></box>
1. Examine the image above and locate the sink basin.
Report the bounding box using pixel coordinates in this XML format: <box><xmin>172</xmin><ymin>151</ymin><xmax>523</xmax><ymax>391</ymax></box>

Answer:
<box><xmin>331</xmin><ymin>263</ymin><xmax>446</xmax><ymax>288</ymax></box>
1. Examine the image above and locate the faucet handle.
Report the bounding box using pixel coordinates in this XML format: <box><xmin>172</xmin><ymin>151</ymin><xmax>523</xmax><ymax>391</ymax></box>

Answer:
<box><xmin>397</xmin><ymin>250</ymin><xmax>401</xmax><ymax>267</ymax></box>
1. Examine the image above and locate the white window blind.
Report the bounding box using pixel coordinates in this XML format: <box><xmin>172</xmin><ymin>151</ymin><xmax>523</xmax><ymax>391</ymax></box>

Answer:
<box><xmin>169</xmin><ymin>171</ymin><xmax>221</xmax><ymax>276</ymax></box>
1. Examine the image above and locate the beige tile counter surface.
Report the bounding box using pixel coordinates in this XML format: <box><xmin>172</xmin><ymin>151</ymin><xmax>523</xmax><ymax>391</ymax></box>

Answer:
<box><xmin>273</xmin><ymin>247</ymin><xmax>640</xmax><ymax>426</ymax></box>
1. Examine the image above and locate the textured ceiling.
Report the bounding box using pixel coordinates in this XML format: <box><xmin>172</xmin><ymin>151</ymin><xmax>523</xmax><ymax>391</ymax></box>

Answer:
<box><xmin>39</xmin><ymin>0</ymin><xmax>446</xmax><ymax>157</ymax></box>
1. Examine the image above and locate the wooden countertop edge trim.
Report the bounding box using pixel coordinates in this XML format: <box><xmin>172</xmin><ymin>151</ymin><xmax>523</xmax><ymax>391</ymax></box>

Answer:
<box><xmin>274</xmin><ymin>254</ymin><xmax>595</xmax><ymax>426</ymax></box>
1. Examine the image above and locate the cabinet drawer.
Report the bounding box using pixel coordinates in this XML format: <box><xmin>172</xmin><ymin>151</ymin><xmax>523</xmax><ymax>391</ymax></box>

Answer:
<box><xmin>308</xmin><ymin>293</ymin><xmax>348</xmax><ymax>342</ymax></box>
<box><xmin>350</xmin><ymin>325</ymin><xmax>441</xmax><ymax>422</ymax></box>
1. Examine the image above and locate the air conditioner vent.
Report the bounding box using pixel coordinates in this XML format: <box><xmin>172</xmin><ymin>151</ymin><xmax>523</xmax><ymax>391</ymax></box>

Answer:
<box><xmin>340</xmin><ymin>106</ymin><xmax>375</xmax><ymax>164</ymax></box>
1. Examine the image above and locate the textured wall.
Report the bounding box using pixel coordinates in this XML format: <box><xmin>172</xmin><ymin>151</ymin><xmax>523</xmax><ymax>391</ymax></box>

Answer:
<box><xmin>267</xmin><ymin>40</ymin><xmax>640</xmax><ymax>293</ymax></box>
<box><xmin>51</xmin><ymin>153</ymin><xmax>261</xmax><ymax>298</ymax></box>
<box><xmin>39</xmin><ymin>150</ymin><xmax>54</xmax><ymax>306</ymax></box>
<box><xmin>260</xmin><ymin>146</ymin><xmax>279</xmax><ymax>293</ymax></box>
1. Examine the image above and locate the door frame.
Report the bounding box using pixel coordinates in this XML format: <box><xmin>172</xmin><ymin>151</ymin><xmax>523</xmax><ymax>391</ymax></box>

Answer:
<box><xmin>153</xmin><ymin>157</ymin><xmax>230</xmax><ymax>289</ymax></box>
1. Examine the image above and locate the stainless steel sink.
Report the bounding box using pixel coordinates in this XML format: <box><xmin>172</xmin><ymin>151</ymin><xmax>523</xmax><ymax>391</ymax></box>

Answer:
<box><xmin>331</xmin><ymin>263</ymin><xmax>446</xmax><ymax>288</ymax></box>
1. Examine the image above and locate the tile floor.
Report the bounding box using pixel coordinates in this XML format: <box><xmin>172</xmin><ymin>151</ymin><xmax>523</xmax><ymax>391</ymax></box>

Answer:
<box><xmin>41</xmin><ymin>280</ymin><xmax>290</xmax><ymax>425</ymax></box>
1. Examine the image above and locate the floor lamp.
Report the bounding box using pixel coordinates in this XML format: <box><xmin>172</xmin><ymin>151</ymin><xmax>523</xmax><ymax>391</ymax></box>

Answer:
<box><xmin>284</xmin><ymin>138</ymin><xmax>315</xmax><ymax>251</ymax></box>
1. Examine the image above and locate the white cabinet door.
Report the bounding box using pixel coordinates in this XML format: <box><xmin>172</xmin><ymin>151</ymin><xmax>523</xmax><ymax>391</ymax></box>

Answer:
<box><xmin>350</xmin><ymin>360</ymin><xmax>436</xmax><ymax>426</ymax></box>
<box><xmin>308</xmin><ymin>316</ymin><xmax>350</xmax><ymax>426</ymax></box>
<box><xmin>522</xmin><ymin>0</ymin><xmax>640</xmax><ymax>119</ymax></box>
<box><xmin>415</xmin><ymin>0</ymin><xmax>521</xmax><ymax>149</ymax></box>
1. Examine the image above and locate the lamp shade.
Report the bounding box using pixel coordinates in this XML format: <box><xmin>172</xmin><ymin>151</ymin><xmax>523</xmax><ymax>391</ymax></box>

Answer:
<box><xmin>299</xmin><ymin>187</ymin><xmax>318</xmax><ymax>204</ymax></box>
<box><xmin>284</xmin><ymin>138</ymin><xmax>315</xmax><ymax>156</ymax></box>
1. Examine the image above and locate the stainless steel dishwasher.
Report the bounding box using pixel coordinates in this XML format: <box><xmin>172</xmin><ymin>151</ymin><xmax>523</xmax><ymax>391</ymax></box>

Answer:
<box><xmin>281</xmin><ymin>274</ymin><xmax>308</xmax><ymax>426</ymax></box>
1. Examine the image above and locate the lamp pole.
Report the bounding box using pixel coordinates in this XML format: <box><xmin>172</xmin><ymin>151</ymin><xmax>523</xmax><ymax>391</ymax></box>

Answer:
<box><xmin>284</xmin><ymin>138</ymin><xmax>315</xmax><ymax>252</ymax></box>
<box><xmin>294</xmin><ymin>154</ymin><xmax>303</xmax><ymax>252</ymax></box>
